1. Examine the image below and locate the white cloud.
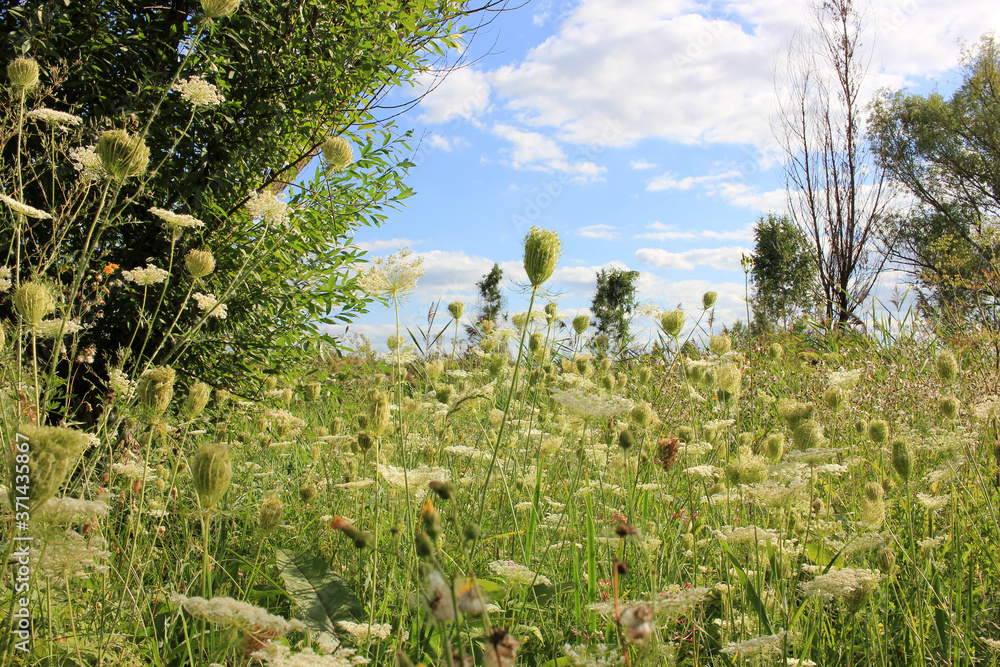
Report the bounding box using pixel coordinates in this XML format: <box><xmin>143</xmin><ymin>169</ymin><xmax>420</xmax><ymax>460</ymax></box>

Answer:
<box><xmin>578</xmin><ymin>224</ymin><xmax>620</xmax><ymax>240</ymax></box>
<box><xmin>636</xmin><ymin>222</ymin><xmax>754</xmax><ymax>242</ymax></box>
<box><xmin>492</xmin><ymin>123</ymin><xmax>607</xmax><ymax>182</ymax></box>
<box><xmin>635</xmin><ymin>246</ymin><xmax>750</xmax><ymax>272</ymax></box>
<box><xmin>358</xmin><ymin>238</ymin><xmax>421</xmax><ymax>252</ymax></box>
<box><xmin>488</xmin><ymin>0</ymin><xmax>1000</xmax><ymax>151</ymax></box>
<box><xmin>630</xmin><ymin>159</ymin><xmax>659</xmax><ymax>170</ymax></box>
<box><xmin>647</xmin><ymin>169</ymin><xmax>742</xmax><ymax>192</ymax></box>
<box><xmin>428</xmin><ymin>135</ymin><xmax>454</xmax><ymax>152</ymax></box>
<box><xmin>418</xmin><ymin>67</ymin><xmax>492</xmax><ymax>124</ymax></box>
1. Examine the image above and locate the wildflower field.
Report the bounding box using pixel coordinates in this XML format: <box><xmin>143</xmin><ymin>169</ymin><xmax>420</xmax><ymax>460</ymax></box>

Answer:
<box><xmin>4</xmin><ymin>3</ymin><xmax>1000</xmax><ymax>667</ymax></box>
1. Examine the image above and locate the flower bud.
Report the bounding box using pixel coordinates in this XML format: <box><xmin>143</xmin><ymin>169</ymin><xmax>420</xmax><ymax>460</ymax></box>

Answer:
<box><xmin>763</xmin><ymin>432</ymin><xmax>784</xmax><ymax>463</ymax></box>
<box><xmin>630</xmin><ymin>402</ymin><xmax>654</xmax><ymax>428</ymax></box>
<box><xmin>14</xmin><ymin>281</ymin><xmax>55</xmax><ymax>326</ymax></box>
<box><xmin>529</xmin><ymin>331</ymin><xmax>543</xmax><ymax>354</ymax></box>
<box><xmin>184</xmin><ymin>249</ymin><xmax>216</xmax><ymax>279</ymax></box>
<box><xmin>637</xmin><ymin>366</ymin><xmax>651</xmax><ymax>384</ymax></box>
<box><xmin>702</xmin><ymin>291</ymin><xmax>717</xmax><ymax>309</ymax></box>
<box><xmin>868</xmin><ymin>419</ymin><xmax>889</xmax><ymax>445</ymax></box>
<box><xmin>182</xmin><ymin>381</ymin><xmax>212</xmax><ymax>418</ymax></box>
<box><xmin>445</xmin><ymin>300</ymin><xmax>464</xmax><ymax>320</ymax></box>
<box><xmin>421</xmin><ymin>497</ymin><xmax>442</xmax><ymax>541</ymax></box>
<box><xmin>709</xmin><ymin>334</ymin><xmax>731</xmax><ymax>356</ymax></box>
<box><xmin>767</xmin><ymin>342</ymin><xmax>784</xmax><ymax>360</ymax></box>
<box><xmin>321</xmin><ymin>135</ymin><xmax>353</xmax><ymax>171</ymax></box>
<box><xmin>618</xmin><ymin>429</ymin><xmax>636</xmax><ymax>451</ymax></box>
<box><xmin>935</xmin><ymin>350</ymin><xmax>958</xmax><ymax>384</ymax></box>
<box><xmin>544</xmin><ymin>301</ymin><xmax>558</xmax><ymax>321</ymax></box>
<box><xmin>136</xmin><ymin>366</ymin><xmax>176</xmax><ymax>416</ymax></box>
<box><xmin>429</xmin><ymin>480</ymin><xmax>456</xmax><ymax>500</ymax></box>
<box><xmin>572</xmin><ymin>314</ymin><xmax>589</xmax><ymax>336</ymax></box>
<box><xmin>305</xmin><ymin>382</ymin><xmax>322</xmax><ymax>401</ymax></box>
<box><xmin>824</xmin><ymin>385</ymin><xmax>846</xmax><ymax>412</ymax></box>
<box><xmin>659</xmin><ymin>309</ymin><xmax>685</xmax><ymax>337</ymax></box>
<box><xmin>7</xmin><ymin>57</ymin><xmax>39</xmax><ymax>91</ymax></box>
<box><xmin>190</xmin><ymin>442</ymin><xmax>232</xmax><ymax>509</ymax></box>
<box><xmin>415</xmin><ymin>532</ymin><xmax>434</xmax><ymax>558</ymax></box>
<box><xmin>11</xmin><ymin>425</ymin><xmax>89</xmax><ymax>511</ymax></box>
<box><xmin>938</xmin><ymin>395</ymin><xmax>960</xmax><ymax>420</ymax></box>
<box><xmin>299</xmin><ymin>482</ymin><xmax>317</xmax><ymax>502</ymax></box>
<box><xmin>891</xmin><ymin>437</ymin><xmax>912</xmax><ymax>482</ymax></box>
<box><xmin>793</xmin><ymin>419</ymin><xmax>825</xmax><ymax>451</ymax></box>
<box><xmin>356</xmin><ymin>431</ymin><xmax>374</xmax><ymax>452</ymax></box>
<box><xmin>95</xmin><ymin>129</ymin><xmax>149</xmax><ymax>180</ymax></box>
<box><xmin>876</xmin><ymin>546</ymin><xmax>897</xmax><ymax>575</ymax></box>
<box><xmin>259</xmin><ymin>494</ymin><xmax>284</xmax><ymax>534</ymax></box>
<box><xmin>522</xmin><ymin>226</ymin><xmax>561</xmax><ymax>287</ymax></box>
<box><xmin>368</xmin><ymin>390</ymin><xmax>391</xmax><ymax>437</ymax></box>
<box><xmin>200</xmin><ymin>0</ymin><xmax>241</xmax><ymax>18</ymax></box>
<box><xmin>435</xmin><ymin>385</ymin><xmax>453</xmax><ymax>404</ymax></box>
<box><xmin>463</xmin><ymin>522</ymin><xmax>481</xmax><ymax>541</ymax></box>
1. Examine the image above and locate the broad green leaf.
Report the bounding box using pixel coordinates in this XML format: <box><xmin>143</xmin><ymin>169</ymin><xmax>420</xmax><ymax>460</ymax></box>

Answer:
<box><xmin>276</xmin><ymin>549</ymin><xmax>363</xmax><ymax>644</ymax></box>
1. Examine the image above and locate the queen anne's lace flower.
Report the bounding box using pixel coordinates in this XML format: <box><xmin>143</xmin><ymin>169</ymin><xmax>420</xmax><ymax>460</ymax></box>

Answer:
<box><xmin>799</xmin><ymin>567</ymin><xmax>881</xmax><ymax>598</ymax></box>
<box><xmin>69</xmin><ymin>145</ymin><xmax>105</xmax><ymax>181</ymax></box>
<box><xmin>0</xmin><ymin>193</ymin><xmax>51</xmax><ymax>219</ymax></box>
<box><xmin>192</xmin><ymin>292</ymin><xmax>228</xmax><ymax>319</ymax></box>
<box><xmin>171</xmin><ymin>593</ymin><xmax>305</xmax><ymax>638</ymax></box>
<box><xmin>246</xmin><ymin>190</ymin><xmax>290</xmax><ymax>226</ymax></box>
<box><xmin>34</xmin><ymin>530</ymin><xmax>111</xmax><ymax>583</ymax></box>
<box><xmin>356</xmin><ymin>248</ymin><xmax>424</xmax><ymax>302</ymax></box>
<box><xmin>488</xmin><ymin>560</ymin><xmax>552</xmax><ymax>586</ymax></box>
<box><xmin>150</xmin><ymin>206</ymin><xmax>204</xmax><ymax>231</ymax></box>
<box><xmin>122</xmin><ymin>264</ymin><xmax>170</xmax><ymax>286</ymax></box>
<box><xmin>26</xmin><ymin>108</ymin><xmax>83</xmax><ymax>126</ymax></box>
<box><xmin>549</xmin><ymin>387</ymin><xmax>633</xmax><ymax>420</ymax></box>
<box><xmin>172</xmin><ymin>76</ymin><xmax>225</xmax><ymax>106</ymax></box>
<box><xmin>34</xmin><ymin>319</ymin><xmax>84</xmax><ymax>338</ymax></box>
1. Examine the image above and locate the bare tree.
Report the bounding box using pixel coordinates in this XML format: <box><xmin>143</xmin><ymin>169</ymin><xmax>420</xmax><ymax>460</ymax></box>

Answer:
<box><xmin>775</xmin><ymin>0</ymin><xmax>891</xmax><ymax>327</ymax></box>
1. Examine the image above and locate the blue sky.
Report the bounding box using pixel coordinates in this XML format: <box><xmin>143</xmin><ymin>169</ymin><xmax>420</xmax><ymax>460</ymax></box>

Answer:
<box><xmin>330</xmin><ymin>0</ymin><xmax>1000</xmax><ymax>349</ymax></box>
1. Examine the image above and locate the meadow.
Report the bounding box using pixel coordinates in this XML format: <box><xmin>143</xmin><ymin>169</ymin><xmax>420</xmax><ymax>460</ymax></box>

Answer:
<box><xmin>3</xmin><ymin>15</ymin><xmax>1000</xmax><ymax>664</ymax></box>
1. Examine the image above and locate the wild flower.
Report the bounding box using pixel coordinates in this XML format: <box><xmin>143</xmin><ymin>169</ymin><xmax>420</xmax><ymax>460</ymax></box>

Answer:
<box><xmin>618</xmin><ymin>602</ymin><xmax>655</xmax><ymax>645</ymax></box>
<box><xmin>1</xmin><ymin>192</ymin><xmax>52</xmax><ymax>219</ymax></box>
<box><xmin>122</xmin><ymin>264</ymin><xmax>170</xmax><ymax>286</ymax></box>
<box><xmin>245</xmin><ymin>190</ymin><xmax>290</xmax><ymax>226</ymax></box>
<box><xmin>656</xmin><ymin>585</ymin><xmax>712</xmax><ymax>617</ymax></box>
<box><xmin>549</xmin><ymin>387</ymin><xmax>633</xmax><ymax>420</ymax></box>
<box><xmin>0</xmin><ymin>265</ymin><xmax>10</xmax><ymax>292</ymax></box>
<box><xmin>171</xmin><ymin>593</ymin><xmax>305</xmax><ymax>639</ymax></box>
<box><xmin>34</xmin><ymin>530</ymin><xmax>111</xmax><ymax>583</ymax></box>
<box><xmin>482</xmin><ymin>629</ymin><xmax>521</xmax><ymax>667</ymax></box>
<box><xmin>26</xmin><ymin>108</ymin><xmax>83</xmax><ymax>126</ymax></box>
<box><xmin>192</xmin><ymin>292</ymin><xmax>228</xmax><ymax>319</ymax></box>
<box><xmin>37</xmin><ymin>496</ymin><xmax>109</xmax><ymax>523</ymax></box>
<box><xmin>712</xmin><ymin>525</ymin><xmax>781</xmax><ymax>545</ymax></box>
<box><xmin>69</xmin><ymin>145</ymin><xmax>105</xmax><ymax>181</ymax></box>
<box><xmin>720</xmin><ymin>631</ymin><xmax>794</xmax><ymax>658</ymax></box>
<box><xmin>336</xmin><ymin>621</ymin><xmax>399</xmax><ymax>641</ymax></box>
<box><xmin>917</xmin><ymin>493</ymin><xmax>950</xmax><ymax>510</ymax></box>
<box><xmin>172</xmin><ymin>75</ymin><xmax>225</xmax><ymax>106</ymax></box>
<box><xmin>111</xmin><ymin>461</ymin><xmax>157</xmax><ymax>481</ymax></box>
<box><xmin>377</xmin><ymin>464</ymin><xmax>450</xmax><ymax>493</ymax></box>
<box><xmin>489</xmin><ymin>560</ymin><xmax>552</xmax><ymax>586</ymax></box>
<box><xmin>34</xmin><ymin>318</ymin><xmax>84</xmax><ymax>338</ymax></box>
<box><xmin>150</xmin><ymin>206</ymin><xmax>204</xmax><ymax>233</ymax></box>
<box><xmin>251</xmin><ymin>642</ymin><xmax>364</xmax><ymax>667</ymax></box>
<box><xmin>828</xmin><ymin>368</ymin><xmax>862</xmax><ymax>389</ymax></box>
<box><xmin>684</xmin><ymin>464</ymin><xmax>722</xmax><ymax>479</ymax></box>
<box><xmin>799</xmin><ymin>567</ymin><xmax>881</xmax><ymax>600</ymax></box>
<box><xmin>356</xmin><ymin>247</ymin><xmax>424</xmax><ymax>302</ymax></box>
<box><xmin>561</xmin><ymin>643</ymin><xmax>625</xmax><ymax>667</ymax></box>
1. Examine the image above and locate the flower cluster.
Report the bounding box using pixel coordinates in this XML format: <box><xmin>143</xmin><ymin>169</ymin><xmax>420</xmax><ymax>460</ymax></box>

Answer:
<box><xmin>69</xmin><ymin>145</ymin><xmax>105</xmax><ymax>181</ymax></box>
<box><xmin>122</xmin><ymin>264</ymin><xmax>170</xmax><ymax>286</ymax></box>
<box><xmin>172</xmin><ymin>76</ymin><xmax>225</xmax><ymax>106</ymax></box>
<box><xmin>246</xmin><ymin>190</ymin><xmax>290</xmax><ymax>226</ymax></box>
<box><xmin>192</xmin><ymin>292</ymin><xmax>228</xmax><ymax>319</ymax></box>
<box><xmin>356</xmin><ymin>248</ymin><xmax>425</xmax><ymax>302</ymax></box>
<box><xmin>170</xmin><ymin>593</ymin><xmax>305</xmax><ymax>638</ymax></box>
<box><xmin>1</xmin><ymin>193</ymin><xmax>51</xmax><ymax>219</ymax></box>
<box><xmin>26</xmin><ymin>108</ymin><xmax>83</xmax><ymax>126</ymax></box>
<box><xmin>488</xmin><ymin>560</ymin><xmax>552</xmax><ymax>586</ymax></box>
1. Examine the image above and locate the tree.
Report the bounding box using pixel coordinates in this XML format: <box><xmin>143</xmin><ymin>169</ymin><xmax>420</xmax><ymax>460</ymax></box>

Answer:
<box><xmin>869</xmin><ymin>36</ymin><xmax>1000</xmax><ymax>323</ymax></box>
<box><xmin>476</xmin><ymin>263</ymin><xmax>505</xmax><ymax>326</ymax></box>
<box><xmin>591</xmin><ymin>267</ymin><xmax>639</xmax><ymax>353</ymax></box>
<box><xmin>749</xmin><ymin>213</ymin><xmax>817</xmax><ymax>330</ymax></box>
<box><xmin>774</xmin><ymin>0</ymin><xmax>891</xmax><ymax>327</ymax></box>
<box><xmin>0</xmin><ymin>0</ymin><xmax>505</xmax><ymax>402</ymax></box>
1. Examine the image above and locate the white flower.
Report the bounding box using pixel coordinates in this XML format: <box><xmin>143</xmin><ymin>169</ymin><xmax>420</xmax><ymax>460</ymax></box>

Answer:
<box><xmin>356</xmin><ymin>248</ymin><xmax>425</xmax><ymax>302</ymax></box>
<box><xmin>0</xmin><ymin>265</ymin><xmax>10</xmax><ymax>292</ymax></box>
<box><xmin>828</xmin><ymin>368</ymin><xmax>862</xmax><ymax>389</ymax></box>
<box><xmin>252</xmin><ymin>642</ymin><xmax>365</xmax><ymax>667</ymax></box>
<box><xmin>549</xmin><ymin>387</ymin><xmax>633</xmax><ymax>420</ymax></box>
<box><xmin>69</xmin><ymin>145</ymin><xmax>105</xmax><ymax>181</ymax></box>
<box><xmin>108</xmin><ymin>368</ymin><xmax>136</xmax><ymax>399</ymax></box>
<box><xmin>33</xmin><ymin>530</ymin><xmax>111</xmax><ymax>583</ymax></box>
<box><xmin>377</xmin><ymin>464</ymin><xmax>449</xmax><ymax>494</ymax></box>
<box><xmin>172</xmin><ymin>76</ymin><xmax>225</xmax><ymax>106</ymax></box>
<box><xmin>721</xmin><ymin>631</ymin><xmax>794</xmax><ymax>658</ymax></box>
<box><xmin>192</xmin><ymin>292</ymin><xmax>228</xmax><ymax>319</ymax></box>
<box><xmin>37</xmin><ymin>496</ymin><xmax>109</xmax><ymax>522</ymax></box>
<box><xmin>0</xmin><ymin>193</ymin><xmax>51</xmax><ymax>219</ymax></box>
<box><xmin>150</xmin><ymin>206</ymin><xmax>204</xmax><ymax>231</ymax></box>
<box><xmin>34</xmin><ymin>318</ymin><xmax>84</xmax><ymax>338</ymax></box>
<box><xmin>799</xmin><ymin>568</ymin><xmax>882</xmax><ymax>599</ymax></box>
<box><xmin>488</xmin><ymin>560</ymin><xmax>552</xmax><ymax>586</ymax></box>
<box><xmin>171</xmin><ymin>594</ymin><xmax>305</xmax><ymax>638</ymax></box>
<box><xmin>122</xmin><ymin>264</ymin><xmax>170</xmax><ymax>286</ymax></box>
<box><xmin>246</xmin><ymin>190</ymin><xmax>290</xmax><ymax>226</ymax></box>
<box><xmin>916</xmin><ymin>493</ymin><xmax>950</xmax><ymax>510</ymax></box>
<box><xmin>26</xmin><ymin>108</ymin><xmax>83</xmax><ymax>126</ymax></box>
<box><xmin>336</xmin><ymin>621</ymin><xmax>401</xmax><ymax>641</ymax></box>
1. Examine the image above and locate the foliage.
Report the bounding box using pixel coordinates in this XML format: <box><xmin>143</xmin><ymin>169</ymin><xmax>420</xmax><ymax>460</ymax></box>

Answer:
<box><xmin>475</xmin><ymin>262</ymin><xmax>505</xmax><ymax>326</ymax></box>
<box><xmin>749</xmin><ymin>213</ymin><xmax>817</xmax><ymax>331</ymax></box>
<box><xmin>0</xmin><ymin>0</ymin><xmax>485</xmax><ymax>399</ymax></box>
<box><xmin>591</xmin><ymin>267</ymin><xmax>639</xmax><ymax>354</ymax></box>
<box><xmin>869</xmin><ymin>35</ymin><xmax>1000</xmax><ymax>325</ymax></box>
<box><xmin>774</xmin><ymin>0</ymin><xmax>890</xmax><ymax>327</ymax></box>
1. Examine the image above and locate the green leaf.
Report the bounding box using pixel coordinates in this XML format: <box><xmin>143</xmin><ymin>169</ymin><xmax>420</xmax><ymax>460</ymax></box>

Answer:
<box><xmin>276</xmin><ymin>549</ymin><xmax>363</xmax><ymax>644</ymax></box>
<box><xmin>804</xmin><ymin>542</ymin><xmax>845</xmax><ymax>569</ymax></box>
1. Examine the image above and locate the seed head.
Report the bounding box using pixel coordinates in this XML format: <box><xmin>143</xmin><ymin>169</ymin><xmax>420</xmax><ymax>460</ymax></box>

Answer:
<box><xmin>14</xmin><ymin>281</ymin><xmax>55</xmax><ymax>326</ymax></box>
<box><xmin>182</xmin><ymin>381</ymin><xmax>212</xmax><ymax>418</ymax></box>
<box><xmin>95</xmin><ymin>129</ymin><xmax>149</xmax><ymax>180</ymax></box>
<box><xmin>200</xmin><ymin>0</ymin><xmax>241</xmax><ymax>18</ymax></box>
<box><xmin>637</xmin><ymin>366</ymin><xmax>651</xmax><ymax>384</ymax></box>
<box><xmin>185</xmin><ymin>249</ymin><xmax>216</xmax><ymax>279</ymax></box>
<box><xmin>7</xmin><ymin>57</ymin><xmax>39</xmax><ymax>90</ymax></box>
<box><xmin>762</xmin><ymin>433</ymin><xmax>784</xmax><ymax>463</ymax></box>
<box><xmin>890</xmin><ymin>437</ymin><xmax>912</xmax><ymax>482</ymax></box>
<box><xmin>938</xmin><ymin>395</ymin><xmax>960</xmax><ymax>420</ymax></box>
<box><xmin>321</xmin><ymin>135</ymin><xmax>353</xmax><ymax>171</ymax></box>
<box><xmin>10</xmin><ymin>425</ymin><xmax>89</xmax><ymax>511</ymax></box>
<box><xmin>935</xmin><ymin>350</ymin><xmax>958</xmax><ymax>384</ymax></box>
<box><xmin>572</xmin><ymin>314</ymin><xmax>590</xmax><ymax>335</ymax></box>
<box><xmin>448</xmin><ymin>301</ymin><xmax>464</xmax><ymax>320</ymax></box>
<box><xmin>824</xmin><ymin>385</ymin><xmax>846</xmax><ymax>412</ymax></box>
<box><xmin>544</xmin><ymin>301</ymin><xmax>558</xmax><ymax>321</ymax></box>
<box><xmin>529</xmin><ymin>331</ymin><xmax>543</xmax><ymax>355</ymax></box>
<box><xmin>702</xmin><ymin>291</ymin><xmax>717</xmax><ymax>309</ymax></box>
<box><xmin>659</xmin><ymin>309</ymin><xmax>685</xmax><ymax>337</ymax></box>
<box><xmin>630</xmin><ymin>401</ymin><xmax>654</xmax><ymax>428</ymax></box>
<box><xmin>136</xmin><ymin>366</ymin><xmax>176</xmax><ymax>417</ymax></box>
<box><xmin>305</xmin><ymin>382</ymin><xmax>321</xmax><ymax>401</ymax></box>
<box><xmin>658</xmin><ymin>437</ymin><xmax>680</xmax><ymax>471</ymax></box>
<box><xmin>618</xmin><ymin>429</ymin><xmax>636</xmax><ymax>451</ymax></box>
<box><xmin>876</xmin><ymin>546</ymin><xmax>897</xmax><ymax>575</ymax></box>
<box><xmin>259</xmin><ymin>494</ymin><xmax>284</xmax><ymax>534</ymax></box>
<box><xmin>792</xmin><ymin>419</ymin><xmax>826</xmax><ymax>451</ymax></box>
<box><xmin>522</xmin><ymin>226</ymin><xmax>561</xmax><ymax>287</ymax></box>
<box><xmin>299</xmin><ymin>482</ymin><xmax>317</xmax><ymax>503</ymax></box>
<box><xmin>778</xmin><ymin>398</ymin><xmax>814</xmax><ymax>430</ymax></box>
<box><xmin>368</xmin><ymin>390</ymin><xmax>391</xmax><ymax>437</ymax></box>
<box><xmin>709</xmin><ymin>334</ymin><xmax>731</xmax><ymax>355</ymax></box>
<box><xmin>190</xmin><ymin>442</ymin><xmax>233</xmax><ymax>509</ymax></box>
<box><xmin>868</xmin><ymin>419</ymin><xmax>889</xmax><ymax>445</ymax></box>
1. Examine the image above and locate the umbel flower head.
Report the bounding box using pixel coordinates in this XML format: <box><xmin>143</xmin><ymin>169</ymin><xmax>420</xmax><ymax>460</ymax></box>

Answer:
<box><xmin>95</xmin><ymin>129</ymin><xmax>149</xmax><ymax>180</ymax></box>
<box><xmin>190</xmin><ymin>442</ymin><xmax>233</xmax><ymax>509</ymax></box>
<box><xmin>448</xmin><ymin>301</ymin><xmax>464</xmax><ymax>320</ymax></box>
<box><xmin>659</xmin><ymin>308</ymin><xmax>685</xmax><ymax>337</ymax></box>
<box><xmin>573</xmin><ymin>314</ymin><xmax>590</xmax><ymax>335</ymax></box>
<box><xmin>136</xmin><ymin>366</ymin><xmax>176</xmax><ymax>416</ymax></box>
<box><xmin>185</xmin><ymin>248</ymin><xmax>216</xmax><ymax>279</ymax></box>
<box><xmin>322</xmin><ymin>135</ymin><xmax>354</xmax><ymax>171</ymax></box>
<box><xmin>356</xmin><ymin>247</ymin><xmax>425</xmax><ymax>303</ymax></box>
<box><xmin>200</xmin><ymin>0</ymin><xmax>241</xmax><ymax>18</ymax></box>
<box><xmin>14</xmin><ymin>281</ymin><xmax>55</xmax><ymax>326</ymax></box>
<box><xmin>182</xmin><ymin>381</ymin><xmax>212</xmax><ymax>418</ymax></box>
<box><xmin>10</xmin><ymin>425</ymin><xmax>90</xmax><ymax>511</ymax></box>
<box><xmin>1</xmin><ymin>193</ymin><xmax>52</xmax><ymax>219</ymax></box>
<box><xmin>7</xmin><ymin>57</ymin><xmax>39</xmax><ymax>90</ymax></box>
<box><xmin>523</xmin><ymin>226</ymin><xmax>561</xmax><ymax>287</ymax></box>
